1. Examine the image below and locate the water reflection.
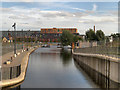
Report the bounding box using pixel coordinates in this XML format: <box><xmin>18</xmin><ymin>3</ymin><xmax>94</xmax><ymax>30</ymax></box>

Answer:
<box><xmin>60</xmin><ymin>49</ymin><xmax>72</xmax><ymax>66</ymax></box>
<box><xmin>74</xmin><ymin>56</ymin><xmax>120</xmax><ymax>89</ymax></box>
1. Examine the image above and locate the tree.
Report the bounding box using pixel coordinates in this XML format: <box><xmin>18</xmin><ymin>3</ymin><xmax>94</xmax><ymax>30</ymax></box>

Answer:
<box><xmin>111</xmin><ymin>33</ymin><xmax>120</xmax><ymax>41</ymax></box>
<box><xmin>73</xmin><ymin>35</ymin><xmax>79</xmax><ymax>43</ymax></box>
<box><xmin>105</xmin><ymin>36</ymin><xmax>110</xmax><ymax>42</ymax></box>
<box><xmin>73</xmin><ymin>35</ymin><xmax>83</xmax><ymax>43</ymax></box>
<box><xmin>116</xmin><ymin>33</ymin><xmax>120</xmax><ymax>38</ymax></box>
<box><xmin>85</xmin><ymin>29</ymin><xmax>96</xmax><ymax>41</ymax></box>
<box><xmin>60</xmin><ymin>31</ymin><xmax>73</xmax><ymax>46</ymax></box>
<box><xmin>96</xmin><ymin>30</ymin><xmax>105</xmax><ymax>41</ymax></box>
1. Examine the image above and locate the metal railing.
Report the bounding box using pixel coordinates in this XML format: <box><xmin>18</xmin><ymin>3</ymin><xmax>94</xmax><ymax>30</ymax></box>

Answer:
<box><xmin>2</xmin><ymin>65</ymin><xmax>21</xmax><ymax>80</ymax></box>
<box><xmin>74</xmin><ymin>41</ymin><xmax>120</xmax><ymax>59</ymax></box>
<box><xmin>1</xmin><ymin>42</ymin><xmax>40</xmax><ymax>80</ymax></box>
<box><xmin>2</xmin><ymin>42</ymin><xmax>40</xmax><ymax>55</ymax></box>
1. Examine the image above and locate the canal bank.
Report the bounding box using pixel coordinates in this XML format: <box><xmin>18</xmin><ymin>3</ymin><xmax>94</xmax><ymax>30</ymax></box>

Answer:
<box><xmin>73</xmin><ymin>49</ymin><xmax>120</xmax><ymax>88</ymax></box>
<box><xmin>1</xmin><ymin>46</ymin><xmax>39</xmax><ymax>88</ymax></box>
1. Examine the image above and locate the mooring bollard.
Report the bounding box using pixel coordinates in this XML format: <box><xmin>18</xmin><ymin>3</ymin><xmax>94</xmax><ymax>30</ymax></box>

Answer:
<box><xmin>14</xmin><ymin>54</ymin><xmax>17</xmax><ymax>57</ymax></box>
<box><xmin>11</xmin><ymin>57</ymin><xmax>12</xmax><ymax>60</ymax></box>
<box><xmin>26</xmin><ymin>48</ymin><xmax>29</xmax><ymax>51</ymax></box>
<box><xmin>17</xmin><ymin>52</ymin><xmax>20</xmax><ymax>55</ymax></box>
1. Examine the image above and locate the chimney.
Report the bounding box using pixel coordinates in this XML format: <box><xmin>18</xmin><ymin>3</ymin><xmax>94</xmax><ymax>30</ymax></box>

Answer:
<box><xmin>94</xmin><ymin>25</ymin><xmax>95</xmax><ymax>32</ymax></box>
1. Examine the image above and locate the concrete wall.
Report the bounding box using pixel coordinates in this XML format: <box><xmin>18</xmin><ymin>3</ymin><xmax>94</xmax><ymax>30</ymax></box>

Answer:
<box><xmin>74</xmin><ymin>47</ymin><xmax>119</xmax><ymax>58</ymax></box>
<box><xmin>73</xmin><ymin>53</ymin><xmax>120</xmax><ymax>88</ymax></box>
<box><xmin>76</xmin><ymin>41</ymin><xmax>97</xmax><ymax>48</ymax></box>
<box><xmin>2</xmin><ymin>65</ymin><xmax>21</xmax><ymax>80</ymax></box>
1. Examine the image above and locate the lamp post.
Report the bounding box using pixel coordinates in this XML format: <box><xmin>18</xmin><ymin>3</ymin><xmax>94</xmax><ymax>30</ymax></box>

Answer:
<box><xmin>12</xmin><ymin>23</ymin><xmax>16</xmax><ymax>56</ymax></box>
<box><xmin>22</xmin><ymin>29</ymin><xmax>24</xmax><ymax>52</ymax></box>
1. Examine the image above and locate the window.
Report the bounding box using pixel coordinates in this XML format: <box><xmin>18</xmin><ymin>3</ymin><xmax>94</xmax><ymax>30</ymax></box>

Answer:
<box><xmin>58</xmin><ymin>29</ymin><xmax>59</xmax><ymax>32</ymax></box>
<box><xmin>48</xmin><ymin>29</ymin><xmax>51</xmax><ymax>32</ymax></box>
<box><xmin>75</xmin><ymin>29</ymin><xmax>76</xmax><ymax>32</ymax></box>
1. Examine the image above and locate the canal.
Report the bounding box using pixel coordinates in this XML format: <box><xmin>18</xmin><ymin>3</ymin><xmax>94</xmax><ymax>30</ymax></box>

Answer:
<box><xmin>20</xmin><ymin>46</ymin><xmax>99</xmax><ymax>88</ymax></box>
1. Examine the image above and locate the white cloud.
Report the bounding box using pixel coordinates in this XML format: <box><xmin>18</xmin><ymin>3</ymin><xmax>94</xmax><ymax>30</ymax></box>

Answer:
<box><xmin>73</xmin><ymin>14</ymin><xmax>76</xmax><ymax>17</ymax></box>
<box><xmin>72</xmin><ymin>8</ymin><xmax>86</xmax><ymax>11</ymax></box>
<box><xmin>0</xmin><ymin>6</ymin><xmax>118</xmax><ymax>35</ymax></box>
<box><xmin>92</xmin><ymin>4</ymin><xmax>97</xmax><ymax>11</ymax></box>
<box><xmin>2</xmin><ymin>0</ymin><xmax>34</xmax><ymax>2</ymax></box>
<box><xmin>79</xmin><ymin>15</ymin><xmax>117</xmax><ymax>23</ymax></box>
<box><xmin>2</xmin><ymin>0</ymin><xmax>119</xmax><ymax>2</ymax></box>
<box><xmin>40</xmin><ymin>10</ymin><xmax>61</xmax><ymax>14</ymax></box>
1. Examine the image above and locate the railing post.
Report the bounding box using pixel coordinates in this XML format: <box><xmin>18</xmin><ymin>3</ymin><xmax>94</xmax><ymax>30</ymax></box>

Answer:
<box><xmin>17</xmin><ymin>66</ymin><xmax>18</xmax><ymax>77</ymax></box>
<box><xmin>10</xmin><ymin>67</ymin><xmax>12</xmax><ymax>79</ymax></box>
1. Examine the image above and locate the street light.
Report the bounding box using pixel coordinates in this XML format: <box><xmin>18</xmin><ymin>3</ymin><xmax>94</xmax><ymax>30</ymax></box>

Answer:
<box><xmin>12</xmin><ymin>23</ymin><xmax>16</xmax><ymax>56</ymax></box>
<box><xmin>22</xmin><ymin>29</ymin><xmax>24</xmax><ymax>52</ymax></box>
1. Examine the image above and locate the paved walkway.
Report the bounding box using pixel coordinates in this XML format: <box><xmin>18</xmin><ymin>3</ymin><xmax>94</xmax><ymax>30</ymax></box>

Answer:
<box><xmin>2</xmin><ymin>47</ymin><xmax>34</xmax><ymax>68</ymax></box>
<box><xmin>1</xmin><ymin>46</ymin><xmax>39</xmax><ymax>88</ymax></box>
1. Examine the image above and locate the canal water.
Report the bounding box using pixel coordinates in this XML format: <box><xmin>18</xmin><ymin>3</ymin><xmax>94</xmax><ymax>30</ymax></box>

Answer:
<box><xmin>19</xmin><ymin>46</ymin><xmax>99</xmax><ymax>88</ymax></box>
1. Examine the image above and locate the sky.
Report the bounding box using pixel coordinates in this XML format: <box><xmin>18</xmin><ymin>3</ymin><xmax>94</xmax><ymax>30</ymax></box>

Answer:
<box><xmin>0</xmin><ymin>1</ymin><xmax>118</xmax><ymax>35</ymax></box>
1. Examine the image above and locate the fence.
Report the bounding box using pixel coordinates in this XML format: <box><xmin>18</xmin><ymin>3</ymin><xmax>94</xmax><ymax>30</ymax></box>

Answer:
<box><xmin>75</xmin><ymin>41</ymin><xmax>120</xmax><ymax>58</ymax></box>
<box><xmin>1</xmin><ymin>41</ymin><xmax>40</xmax><ymax>81</ymax></box>
<box><xmin>2</xmin><ymin>42</ymin><xmax>40</xmax><ymax>55</ymax></box>
<box><xmin>2</xmin><ymin>64</ymin><xmax>21</xmax><ymax>80</ymax></box>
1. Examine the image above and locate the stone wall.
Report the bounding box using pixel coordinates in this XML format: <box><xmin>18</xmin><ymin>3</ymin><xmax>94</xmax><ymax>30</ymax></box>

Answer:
<box><xmin>73</xmin><ymin>53</ymin><xmax>120</xmax><ymax>88</ymax></box>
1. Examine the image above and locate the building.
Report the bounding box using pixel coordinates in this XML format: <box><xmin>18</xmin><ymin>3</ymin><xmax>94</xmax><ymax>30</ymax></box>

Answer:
<box><xmin>1</xmin><ymin>30</ymin><xmax>40</xmax><ymax>38</ymax></box>
<box><xmin>1</xmin><ymin>28</ymin><xmax>79</xmax><ymax>42</ymax></box>
<box><xmin>2</xmin><ymin>36</ymin><xmax>13</xmax><ymax>43</ymax></box>
<box><xmin>40</xmin><ymin>27</ymin><xmax>79</xmax><ymax>42</ymax></box>
<box><xmin>2</xmin><ymin>37</ymin><xmax>7</xmax><ymax>42</ymax></box>
<box><xmin>41</xmin><ymin>27</ymin><xmax>77</xmax><ymax>34</ymax></box>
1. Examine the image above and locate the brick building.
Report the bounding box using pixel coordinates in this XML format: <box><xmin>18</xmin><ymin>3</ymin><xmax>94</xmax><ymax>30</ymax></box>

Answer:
<box><xmin>1</xmin><ymin>28</ymin><xmax>79</xmax><ymax>42</ymax></box>
<box><xmin>1</xmin><ymin>30</ymin><xmax>40</xmax><ymax>42</ymax></box>
<box><xmin>41</xmin><ymin>27</ymin><xmax>77</xmax><ymax>34</ymax></box>
<box><xmin>40</xmin><ymin>27</ymin><xmax>79</xmax><ymax>42</ymax></box>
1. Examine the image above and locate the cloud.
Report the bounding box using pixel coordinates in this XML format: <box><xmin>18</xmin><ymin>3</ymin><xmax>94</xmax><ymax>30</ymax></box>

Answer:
<box><xmin>92</xmin><ymin>4</ymin><xmax>97</xmax><ymax>11</ymax></box>
<box><xmin>20</xmin><ymin>23</ymin><xmax>29</xmax><ymax>25</ymax></box>
<box><xmin>2</xmin><ymin>0</ymin><xmax>34</xmax><ymax>2</ymax></box>
<box><xmin>72</xmin><ymin>8</ymin><xmax>86</xmax><ymax>11</ymax></box>
<box><xmin>21</xmin><ymin>0</ymin><xmax>34</xmax><ymax>2</ymax></box>
<box><xmin>2</xmin><ymin>0</ymin><xmax>119</xmax><ymax>2</ymax></box>
<box><xmin>0</xmin><ymin>3</ymin><xmax>118</xmax><ymax>35</ymax></box>
<box><xmin>79</xmin><ymin>15</ymin><xmax>117</xmax><ymax>24</ymax></box>
<box><xmin>40</xmin><ymin>10</ymin><xmax>78</xmax><ymax>19</ymax></box>
<box><xmin>109</xmin><ymin>11</ymin><xmax>118</xmax><ymax>16</ymax></box>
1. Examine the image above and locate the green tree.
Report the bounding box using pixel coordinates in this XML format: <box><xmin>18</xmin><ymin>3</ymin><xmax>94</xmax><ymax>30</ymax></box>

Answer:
<box><xmin>60</xmin><ymin>31</ymin><xmax>73</xmax><ymax>46</ymax></box>
<box><xmin>116</xmin><ymin>33</ymin><xmax>120</xmax><ymax>38</ymax></box>
<box><xmin>105</xmin><ymin>36</ymin><xmax>110</xmax><ymax>42</ymax></box>
<box><xmin>85</xmin><ymin>29</ymin><xmax>96</xmax><ymax>41</ymax></box>
<box><xmin>73</xmin><ymin>35</ymin><xmax>79</xmax><ymax>43</ymax></box>
<box><xmin>73</xmin><ymin>35</ymin><xmax>83</xmax><ymax>43</ymax></box>
<box><xmin>96</xmin><ymin>30</ymin><xmax>105</xmax><ymax>41</ymax></box>
<box><xmin>111</xmin><ymin>33</ymin><xmax>120</xmax><ymax>41</ymax></box>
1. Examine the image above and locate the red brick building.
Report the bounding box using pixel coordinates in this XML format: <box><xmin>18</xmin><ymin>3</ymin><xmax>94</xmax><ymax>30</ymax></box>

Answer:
<box><xmin>40</xmin><ymin>28</ymin><xmax>79</xmax><ymax>42</ymax></box>
<box><xmin>41</xmin><ymin>28</ymin><xmax>78</xmax><ymax>34</ymax></box>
